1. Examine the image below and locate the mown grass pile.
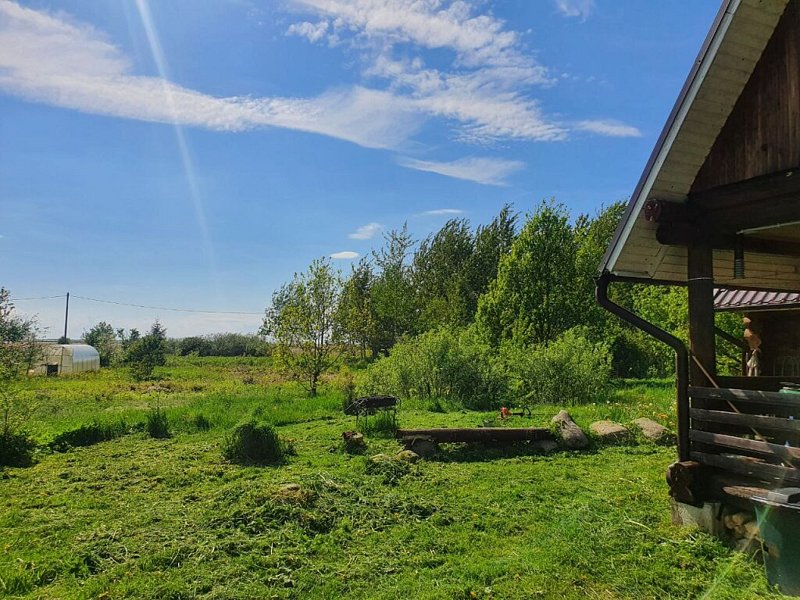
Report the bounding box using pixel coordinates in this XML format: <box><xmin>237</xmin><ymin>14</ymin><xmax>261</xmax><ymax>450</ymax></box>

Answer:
<box><xmin>0</xmin><ymin>357</ymin><xmax>789</xmax><ymax>599</ymax></box>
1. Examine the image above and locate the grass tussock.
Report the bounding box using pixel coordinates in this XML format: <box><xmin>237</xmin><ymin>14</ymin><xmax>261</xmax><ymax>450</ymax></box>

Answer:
<box><xmin>222</xmin><ymin>421</ymin><xmax>289</xmax><ymax>465</ymax></box>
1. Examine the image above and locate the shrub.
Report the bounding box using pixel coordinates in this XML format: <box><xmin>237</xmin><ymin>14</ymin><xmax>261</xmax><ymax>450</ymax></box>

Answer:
<box><xmin>125</xmin><ymin>322</ymin><xmax>167</xmax><ymax>381</ymax></box>
<box><xmin>222</xmin><ymin>421</ymin><xmax>287</xmax><ymax>465</ymax></box>
<box><xmin>146</xmin><ymin>407</ymin><xmax>171</xmax><ymax>439</ymax></box>
<box><xmin>50</xmin><ymin>420</ymin><xmax>129</xmax><ymax>451</ymax></box>
<box><xmin>504</xmin><ymin>327</ymin><xmax>611</xmax><ymax>406</ymax></box>
<box><xmin>360</xmin><ymin>327</ymin><xmax>507</xmax><ymax>410</ymax></box>
<box><xmin>0</xmin><ymin>431</ymin><xmax>36</xmax><ymax>467</ymax></box>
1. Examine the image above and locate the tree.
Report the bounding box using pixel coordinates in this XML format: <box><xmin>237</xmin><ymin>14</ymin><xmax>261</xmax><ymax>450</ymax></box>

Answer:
<box><xmin>336</xmin><ymin>258</ymin><xmax>376</xmax><ymax>359</ymax></box>
<box><xmin>477</xmin><ymin>200</ymin><xmax>579</xmax><ymax>346</ymax></box>
<box><xmin>0</xmin><ymin>288</ymin><xmax>40</xmax><ymax>465</ymax></box>
<box><xmin>124</xmin><ymin>321</ymin><xmax>167</xmax><ymax>381</ymax></box>
<box><xmin>464</xmin><ymin>204</ymin><xmax>518</xmax><ymax>319</ymax></box>
<box><xmin>262</xmin><ymin>258</ymin><xmax>342</xmax><ymax>396</ymax></box>
<box><xmin>412</xmin><ymin>218</ymin><xmax>474</xmax><ymax>330</ymax></box>
<box><xmin>83</xmin><ymin>321</ymin><xmax>118</xmax><ymax>366</ymax></box>
<box><xmin>370</xmin><ymin>225</ymin><xmax>416</xmax><ymax>355</ymax></box>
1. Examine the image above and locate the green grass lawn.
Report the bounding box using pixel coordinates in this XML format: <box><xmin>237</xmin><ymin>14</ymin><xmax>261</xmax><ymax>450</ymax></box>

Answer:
<box><xmin>0</xmin><ymin>358</ymin><xmax>788</xmax><ymax>599</ymax></box>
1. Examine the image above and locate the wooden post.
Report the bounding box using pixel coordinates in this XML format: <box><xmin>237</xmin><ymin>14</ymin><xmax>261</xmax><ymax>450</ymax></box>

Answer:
<box><xmin>688</xmin><ymin>244</ymin><xmax>716</xmax><ymax>385</ymax></box>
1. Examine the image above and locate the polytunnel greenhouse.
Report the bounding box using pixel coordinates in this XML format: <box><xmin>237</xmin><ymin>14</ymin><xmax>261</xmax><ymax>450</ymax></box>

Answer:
<box><xmin>33</xmin><ymin>344</ymin><xmax>101</xmax><ymax>376</ymax></box>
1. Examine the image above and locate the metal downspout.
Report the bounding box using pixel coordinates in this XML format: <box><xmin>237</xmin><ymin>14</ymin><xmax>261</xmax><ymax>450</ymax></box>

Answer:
<box><xmin>595</xmin><ymin>273</ymin><xmax>690</xmax><ymax>461</ymax></box>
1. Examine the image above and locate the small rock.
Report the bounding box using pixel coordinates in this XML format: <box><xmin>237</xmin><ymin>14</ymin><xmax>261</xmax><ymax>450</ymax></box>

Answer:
<box><xmin>631</xmin><ymin>418</ymin><xmax>674</xmax><ymax>444</ymax></box>
<box><xmin>551</xmin><ymin>410</ymin><xmax>589</xmax><ymax>449</ymax></box>
<box><xmin>395</xmin><ymin>450</ymin><xmax>420</xmax><ymax>463</ymax></box>
<box><xmin>590</xmin><ymin>420</ymin><xmax>629</xmax><ymax>442</ymax></box>
<box><xmin>403</xmin><ymin>437</ymin><xmax>438</xmax><ymax>458</ymax></box>
<box><xmin>530</xmin><ymin>439</ymin><xmax>559</xmax><ymax>453</ymax></box>
<box><xmin>370</xmin><ymin>453</ymin><xmax>392</xmax><ymax>463</ymax></box>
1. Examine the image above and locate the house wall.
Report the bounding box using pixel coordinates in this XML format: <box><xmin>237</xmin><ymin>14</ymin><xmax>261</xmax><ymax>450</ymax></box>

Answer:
<box><xmin>692</xmin><ymin>0</ymin><xmax>800</xmax><ymax>192</ymax></box>
<box><xmin>746</xmin><ymin>311</ymin><xmax>800</xmax><ymax>376</ymax></box>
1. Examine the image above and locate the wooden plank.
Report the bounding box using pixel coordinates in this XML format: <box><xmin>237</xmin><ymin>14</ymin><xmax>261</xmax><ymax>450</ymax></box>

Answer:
<box><xmin>691</xmin><ymin>451</ymin><xmax>800</xmax><ymax>484</ymax></box>
<box><xmin>691</xmin><ymin>408</ymin><xmax>800</xmax><ymax>433</ymax></box>
<box><xmin>396</xmin><ymin>427</ymin><xmax>553</xmax><ymax>443</ymax></box>
<box><xmin>689</xmin><ymin>429</ymin><xmax>800</xmax><ymax>466</ymax></box>
<box><xmin>688</xmin><ymin>243</ymin><xmax>716</xmax><ymax>386</ymax></box>
<box><xmin>690</xmin><ymin>385</ymin><xmax>800</xmax><ymax>407</ymax></box>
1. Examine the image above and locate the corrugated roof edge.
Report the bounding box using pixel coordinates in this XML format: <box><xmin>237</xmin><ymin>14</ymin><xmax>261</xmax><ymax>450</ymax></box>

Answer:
<box><xmin>598</xmin><ymin>0</ymin><xmax>737</xmax><ymax>278</ymax></box>
<box><xmin>714</xmin><ymin>287</ymin><xmax>800</xmax><ymax>311</ymax></box>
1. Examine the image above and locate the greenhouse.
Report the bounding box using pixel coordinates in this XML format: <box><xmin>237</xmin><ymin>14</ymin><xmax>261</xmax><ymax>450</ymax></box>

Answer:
<box><xmin>33</xmin><ymin>344</ymin><xmax>101</xmax><ymax>376</ymax></box>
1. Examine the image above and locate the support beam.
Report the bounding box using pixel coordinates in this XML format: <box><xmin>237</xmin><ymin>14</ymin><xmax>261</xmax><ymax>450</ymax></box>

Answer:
<box><xmin>656</xmin><ymin>222</ymin><xmax>800</xmax><ymax>257</ymax></box>
<box><xmin>688</xmin><ymin>243</ymin><xmax>716</xmax><ymax>385</ymax></box>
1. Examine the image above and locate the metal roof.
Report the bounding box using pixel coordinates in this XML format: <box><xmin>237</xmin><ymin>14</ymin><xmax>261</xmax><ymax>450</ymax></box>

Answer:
<box><xmin>600</xmin><ymin>0</ymin><xmax>796</xmax><ymax>290</ymax></box>
<box><xmin>714</xmin><ymin>288</ymin><xmax>800</xmax><ymax>311</ymax></box>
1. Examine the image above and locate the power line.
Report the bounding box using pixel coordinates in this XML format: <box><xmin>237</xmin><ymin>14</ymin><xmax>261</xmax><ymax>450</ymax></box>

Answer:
<box><xmin>70</xmin><ymin>294</ymin><xmax>263</xmax><ymax>316</ymax></box>
<box><xmin>10</xmin><ymin>295</ymin><xmax>67</xmax><ymax>301</ymax></box>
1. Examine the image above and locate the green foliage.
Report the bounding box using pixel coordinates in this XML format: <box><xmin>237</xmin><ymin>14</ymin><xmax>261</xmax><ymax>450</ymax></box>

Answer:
<box><xmin>0</xmin><ymin>287</ymin><xmax>41</xmax><ymax>467</ymax></box>
<box><xmin>82</xmin><ymin>321</ymin><xmax>119</xmax><ymax>366</ymax></box>
<box><xmin>477</xmin><ymin>200</ymin><xmax>580</xmax><ymax>346</ymax></box>
<box><xmin>145</xmin><ymin>406</ymin><xmax>170</xmax><ymax>439</ymax></box>
<box><xmin>124</xmin><ymin>321</ymin><xmax>167</xmax><ymax>381</ymax></box>
<box><xmin>503</xmin><ymin>327</ymin><xmax>612</xmax><ymax>406</ymax></box>
<box><xmin>336</xmin><ymin>258</ymin><xmax>376</xmax><ymax>359</ymax></box>
<box><xmin>369</xmin><ymin>225</ymin><xmax>417</xmax><ymax>355</ymax></box>
<box><xmin>358</xmin><ymin>410</ymin><xmax>398</xmax><ymax>438</ymax></box>
<box><xmin>179</xmin><ymin>333</ymin><xmax>269</xmax><ymax>357</ymax></box>
<box><xmin>222</xmin><ymin>421</ymin><xmax>286</xmax><ymax>465</ymax></box>
<box><xmin>361</xmin><ymin>327</ymin><xmax>507</xmax><ymax>410</ymax></box>
<box><xmin>0</xmin><ymin>430</ymin><xmax>36</xmax><ymax>467</ymax></box>
<box><xmin>263</xmin><ymin>257</ymin><xmax>342</xmax><ymax>396</ymax></box>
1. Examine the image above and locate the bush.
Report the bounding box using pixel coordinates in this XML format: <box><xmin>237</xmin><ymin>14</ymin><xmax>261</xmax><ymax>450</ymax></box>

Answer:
<box><xmin>125</xmin><ymin>322</ymin><xmax>167</xmax><ymax>381</ymax></box>
<box><xmin>146</xmin><ymin>407</ymin><xmax>170</xmax><ymax>439</ymax></box>
<box><xmin>178</xmin><ymin>333</ymin><xmax>269</xmax><ymax>357</ymax></box>
<box><xmin>222</xmin><ymin>421</ymin><xmax>287</xmax><ymax>465</ymax></box>
<box><xmin>360</xmin><ymin>327</ymin><xmax>507</xmax><ymax>410</ymax></box>
<box><xmin>50</xmin><ymin>420</ymin><xmax>129</xmax><ymax>451</ymax></box>
<box><xmin>504</xmin><ymin>327</ymin><xmax>611</xmax><ymax>406</ymax></box>
<box><xmin>0</xmin><ymin>431</ymin><xmax>36</xmax><ymax>467</ymax></box>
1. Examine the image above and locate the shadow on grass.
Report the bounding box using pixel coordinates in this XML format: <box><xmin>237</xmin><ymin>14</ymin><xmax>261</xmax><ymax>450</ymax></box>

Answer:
<box><xmin>425</xmin><ymin>441</ymin><xmax>602</xmax><ymax>463</ymax></box>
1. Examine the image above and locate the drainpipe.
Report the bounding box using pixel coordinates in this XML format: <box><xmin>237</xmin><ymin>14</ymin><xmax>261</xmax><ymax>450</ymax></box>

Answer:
<box><xmin>595</xmin><ymin>272</ymin><xmax>690</xmax><ymax>461</ymax></box>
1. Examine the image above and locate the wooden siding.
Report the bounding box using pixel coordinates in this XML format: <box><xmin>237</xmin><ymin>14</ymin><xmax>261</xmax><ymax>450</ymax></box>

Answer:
<box><xmin>692</xmin><ymin>0</ymin><xmax>800</xmax><ymax>192</ymax></box>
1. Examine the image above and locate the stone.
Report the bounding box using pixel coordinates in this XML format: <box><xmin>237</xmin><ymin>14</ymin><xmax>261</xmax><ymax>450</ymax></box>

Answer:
<box><xmin>403</xmin><ymin>437</ymin><xmax>439</xmax><ymax>458</ymax></box>
<box><xmin>589</xmin><ymin>420</ymin><xmax>630</xmax><ymax>442</ymax></box>
<box><xmin>370</xmin><ymin>453</ymin><xmax>393</xmax><ymax>463</ymax></box>
<box><xmin>631</xmin><ymin>418</ymin><xmax>675</xmax><ymax>444</ymax></box>
<box><xmin>530</xmin><ymin>439</ymin><xmax>559</xmax><ymax>453</ymax></box>
<box><xmin>395</xmin><ymin>450</ymin><xmax>420</xmax><ymax>463</ymax></box>
<box><xmin>551</xmin><ymin>410</ymin><xmax>589</xmax><ymax>449</ymax></box>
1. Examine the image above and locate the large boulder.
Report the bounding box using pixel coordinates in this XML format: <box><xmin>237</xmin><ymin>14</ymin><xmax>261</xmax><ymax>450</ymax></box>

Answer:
<box><xmin>631</xmin><ymin>418</ymin><xmax>675</xmax><ymax>445</ymax></box>
<box><xmin>590</xmin><ymin>420</ymin><xmax>630</xmax><ymax>442</ymax></box>
<box><xmin>551</xmin><ymin>410</ymin><xmax>589</xmax><ymax>449</ymax></box>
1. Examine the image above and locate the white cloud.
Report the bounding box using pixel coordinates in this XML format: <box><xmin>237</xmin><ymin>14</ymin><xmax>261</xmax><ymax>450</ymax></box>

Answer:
<box><xmin>419</xmin><ymin>209</ymin><xmax>463</xmax><ymax>216</ymax></box>
<box><xmin>290</xmin><ymin>0</ymin><xmax>569</xmax><ymax>143</ymax></box>
<box><xmin>348</xmin><ymin>222</ymin><xmax>383</xmax><ymax>239</ymax></box>
<box><xmin>555</xmin><ymin>0</ymin><xmax>595</xmax><ymax>20</ymax></box>
<box><xmin>575</xmin><ymin>119</ymin><xmax>641</xmax><ymax>138</ymax></box>
<box><xmin>287</xmin><ymin>20</ymin><xmax>329</xmax><ymax>43</ymax></box>
<box><xmin>330</xmin><ymin>250</ymin><xmax>359</xmax><ymax>259</ymax></box>
<box><xmin>0</xmin><ymin>2</ymin><xmax>420</xmax><ymax>149</ymax></box>
<box><xmin>398</xmin><ymin>156</ymin><xmax>524</xmax><ymax>186</ymax></box>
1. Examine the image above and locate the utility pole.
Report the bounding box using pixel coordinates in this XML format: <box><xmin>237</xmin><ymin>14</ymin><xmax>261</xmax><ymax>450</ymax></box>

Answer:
<box><xmin>63</xmin><ymin>292</ymin><xmax>70</xmax><ymax>342</ymax></box>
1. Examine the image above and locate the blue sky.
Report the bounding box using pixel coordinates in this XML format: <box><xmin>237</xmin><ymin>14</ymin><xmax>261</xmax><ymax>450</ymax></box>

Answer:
<box><xmin>0</xmin><ymin>0</ymin><xmax>720</xmax><ymax>337</ymax></box>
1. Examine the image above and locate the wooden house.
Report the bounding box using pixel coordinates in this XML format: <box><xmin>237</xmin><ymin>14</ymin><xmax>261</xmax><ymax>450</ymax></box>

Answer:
<box><xmin>598</xmin><ymin>0</ymin><xmax>800</xmax><ymax>517</ymax></box>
